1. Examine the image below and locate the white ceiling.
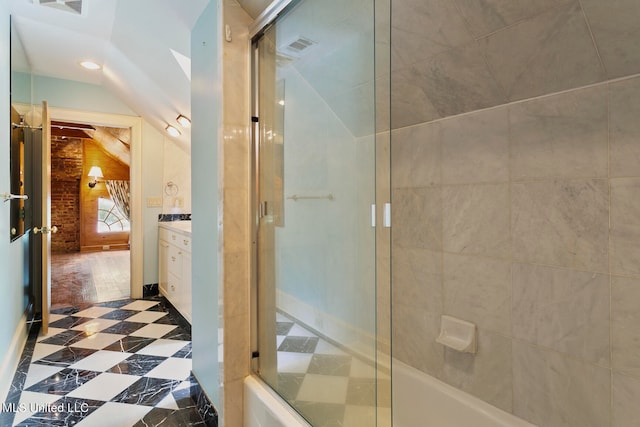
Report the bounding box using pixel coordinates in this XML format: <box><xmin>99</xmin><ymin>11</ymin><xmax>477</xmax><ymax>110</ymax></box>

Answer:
<box><xmin>8</xmin><ymin>0</ymin><xmax>210</xmax><ymax>144</ymax></box>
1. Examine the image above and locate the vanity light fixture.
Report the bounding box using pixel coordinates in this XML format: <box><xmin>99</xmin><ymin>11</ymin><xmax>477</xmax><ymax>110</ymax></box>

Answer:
<box><xmin>87</xmin><ymin>166</ymin><xmax>104</xmax><ymax>188</ymax></box>
<box><xmin>80</xmin><ymin>60</ymin><xmax>102</xmax><ymax>70</ymax></box>
<box><xmin>176</xmin><ymin>115</ymin><xmax>191</xmax><ymax>128</ymax></box>
<box><xmin>166</xmin><ymin>124</ymin><xmax>181</xmax><ymax>137</ymax></box>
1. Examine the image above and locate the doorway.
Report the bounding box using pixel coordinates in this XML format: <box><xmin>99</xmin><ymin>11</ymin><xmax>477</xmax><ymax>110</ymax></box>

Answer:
<box><xmin>48</xmin><ymin>106</ymin><xmax>144</xmax><ymax>307</ymax></box>
<box><xmin>49</xmin><ymin>120</ymin><xmax>132</xmax><ymax>309</ymax></box>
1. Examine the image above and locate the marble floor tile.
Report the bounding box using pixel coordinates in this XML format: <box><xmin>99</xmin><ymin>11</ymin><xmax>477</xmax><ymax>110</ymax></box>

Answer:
<box><xmin>121</xmin><ymin>300</ymin><xmax>160</xmax><ymax>311</ymax></box>
<box><xmin>135</xmin><ymin>339</ymin><xmax>190</xmax><ymax>358</ymax></box>
<box><xmin>112</xmin><ymin>377</ymin><xmax>182</xmax><ymax>406</ymax></box>
<box><xmin>103</xmin><ymin>336</ymin><xmax>157</xmax><ymax>353</ymax></box>
<box><xmin>108</xmin><ymin>354</ymin><xmax>168</xmax><ymax>376</ymax></box>
<box><xmin>73</xmin><ymin>402</ymin><xmax>152</xmax><ymax>427</ymax></box>
<box><xmin>26</xmin><ymin>369</ymin><xmax>101</xmax><ymax>395</ymax></box>
<box><xmin>34</xmin><ymin>347</ymin><xmax>97</xmax><ymax>367</ymax></box>
<box><xmin>125</xmin><ymin>310</ymin><xmax>169</xmax><ymax>324</ymax></box>
<box><xmin>278</xmin><ymin>336</ymin><xmax>320</xmax><ymax>353</ymax></box>
<box><xmin>145</xmin><ymin>358</ymin><xmax>192</xmax><ymax>381</ymax></box>
<box><xmin>70</xmin><ymin>332</ymin><xmax>127</xmax><ymax>350</ymax></box>
<box><xmin>98</xmin><ymin>309</ymin><xmax>138</xmax><ymax>321</ymax></box>
<box><xmin>130</xmin><ymin>324</ymin><xmax>177</xmax><ymax>339</ymax></box>
<box><xmin>4</xmin><ymin>296</ymin><xmax>211</xmax><ymax>426</ymax></box>
<box><xmin>73</xmin><ymin>306</ymin><xmax>117</xmax><ymax>319</ymax></box>
<box><xmin>277</xmin><ymin>352</ymin><xmax>314</xmax><ymax>374</ymax></box>
<box><xmin>67</xmin><ymin>372</ymin><xmax>141</xmax><ymax>401</ymax></box>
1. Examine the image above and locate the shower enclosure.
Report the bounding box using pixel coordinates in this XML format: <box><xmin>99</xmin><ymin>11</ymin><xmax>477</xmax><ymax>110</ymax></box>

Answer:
<box><xmin>250</xmin><ymin>0</ymin><xmax>640</xmax><ymax>426</ymax></box>
<box><xmin>250</xmin><ymin>0</ymin><xmax>391</xmax><ymax>425</ymax></box>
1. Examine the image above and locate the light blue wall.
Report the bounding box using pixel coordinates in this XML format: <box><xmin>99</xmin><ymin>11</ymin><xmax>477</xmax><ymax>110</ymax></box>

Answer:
<box><xmin>32</xmin><ymin>75</ymin><xmax>136</xmax><ymax>116</ymax></box>
<box><xmin>1</xmin><ymin>10</ymin><xmax>29</xmax><ymax>401</ymax></box>
<box><xmin>191</xmin><ymin>0</ymin><xmax>223</xmax><ymax>413</ymax></box>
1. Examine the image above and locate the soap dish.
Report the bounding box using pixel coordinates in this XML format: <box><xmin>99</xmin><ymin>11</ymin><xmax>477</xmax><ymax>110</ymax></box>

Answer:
<box><xmin>436</xmin><ymin>315</ymin><xmax>477</xmax><ymax>354</ymax></box>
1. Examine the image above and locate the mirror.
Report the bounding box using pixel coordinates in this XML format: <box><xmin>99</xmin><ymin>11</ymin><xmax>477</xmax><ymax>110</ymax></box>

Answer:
<box><xmin>10</xmin><ymin>17</ymin><xmax>33</xmax><ymax>241</ymax></box>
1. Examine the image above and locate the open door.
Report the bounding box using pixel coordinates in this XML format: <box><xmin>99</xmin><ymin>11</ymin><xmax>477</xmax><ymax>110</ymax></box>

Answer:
<box><xmin>32</xmin><ymin>101</ymin><xmax>53</xmax><ymax>335</ymax></box>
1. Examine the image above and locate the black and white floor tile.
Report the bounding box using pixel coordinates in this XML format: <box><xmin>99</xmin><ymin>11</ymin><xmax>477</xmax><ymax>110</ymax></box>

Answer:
<box><xmin>274</xmin><ymin>313</ymin><xmax>391</xmax><ymax>427</ymax></box>
<box><xmin>1</xmin><ymin>298</ymin><xmax>215</xmax><ymax>427</ymax></box>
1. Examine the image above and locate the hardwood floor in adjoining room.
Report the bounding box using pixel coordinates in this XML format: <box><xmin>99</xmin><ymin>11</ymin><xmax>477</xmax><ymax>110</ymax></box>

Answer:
<box><xmin>51</xmin><ymin>250</ymin><xmax>130</xmax><ymax>309</ymax></box>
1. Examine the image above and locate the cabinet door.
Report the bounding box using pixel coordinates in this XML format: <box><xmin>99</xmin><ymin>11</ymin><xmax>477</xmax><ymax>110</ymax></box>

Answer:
<box><xmin>159</xmin><ymin>240</ymin><xmax>170</xmax><ymax>294</ymax></box>
<box><xmin>168</xmin><ymin>245</ymin><xmax>183</xmax><ymax>277</ymax></box>
<box><xmin>182</xmin><ymin>252</ymin><xmax>192</xmax><ymax>323</ymax></box>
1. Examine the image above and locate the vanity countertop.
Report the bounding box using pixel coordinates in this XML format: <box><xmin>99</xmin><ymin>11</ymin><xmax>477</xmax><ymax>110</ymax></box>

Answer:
<box><xmin>159</xmin><ymin>220</ymin><xmax>191</xmax><ymax>235</ymax></box>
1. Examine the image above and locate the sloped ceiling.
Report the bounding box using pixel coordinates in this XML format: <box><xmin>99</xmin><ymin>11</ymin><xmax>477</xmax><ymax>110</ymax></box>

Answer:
<box><xmin>8</xmin><ymin>0</ymin><xmax>209</xmax><ymax>145</ymax></box>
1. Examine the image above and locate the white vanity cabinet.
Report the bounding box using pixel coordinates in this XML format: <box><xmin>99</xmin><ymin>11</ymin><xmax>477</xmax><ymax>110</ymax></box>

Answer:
<box><xmin>158</xmin><ymin>222</ymin><xmax>192</xmax><ymax>323</ymax></box>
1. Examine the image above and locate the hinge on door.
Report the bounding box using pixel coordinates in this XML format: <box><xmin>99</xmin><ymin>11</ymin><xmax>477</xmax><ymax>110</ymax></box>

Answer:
<box><xmin>252</xmin><ymin>351</ymin><xmax>260</xmax><ymax>358</ymax></box>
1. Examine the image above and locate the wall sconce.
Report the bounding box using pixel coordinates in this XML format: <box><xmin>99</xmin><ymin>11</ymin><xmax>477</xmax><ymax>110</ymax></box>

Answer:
<box><xmin>176</xmin><ymin>115</ymin><xmax>191</xmax><ymax>128</ymax></box>
<box><xmin>87</xmin><ymin>166</ymin><xmax>104</xmax><ymax>188</ymax></box>
<box><xmin>165</xmin><ymin>124</ymin><xmax>181</xmax><ymax>137</ymax></box>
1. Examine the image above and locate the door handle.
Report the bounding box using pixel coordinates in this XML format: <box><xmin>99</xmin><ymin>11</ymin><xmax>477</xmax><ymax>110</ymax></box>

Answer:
<box><xmin>33</xmin><ymin>225</ymin><xmax>58</xmax><ymax>234</ymax></box>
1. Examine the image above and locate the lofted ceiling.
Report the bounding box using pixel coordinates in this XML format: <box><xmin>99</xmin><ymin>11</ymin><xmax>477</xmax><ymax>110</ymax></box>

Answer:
<box><xmin>8</xmin><ymin>0</ymin><xmax>210</xmax><ymax>145</ymax></box>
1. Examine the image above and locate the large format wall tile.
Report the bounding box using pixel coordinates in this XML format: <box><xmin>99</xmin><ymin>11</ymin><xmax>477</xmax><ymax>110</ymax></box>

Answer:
<box><xmin>392</xmin><ymin>187</ymin><xmax>442</xmax><ymax>250</ymax></box>
<box><xmin>392</xmin><ymin>308</ymin><xmax>443</xmax><ymax>377</ymax></box>
<box><xmin>392</xmin><ymin>246</ymin><xmax>442</xmax><ymax>314</ymax></box>
<box><xmin>391</xmin><ymin>0</ymin><xmax>473</xmax><ymax>70</ymax></box>
<box><xmin>513</xmin><ymin>341</ymin><xmax>611</xmax><ymax>427</ymax></box>
<box><xmin>613</xmin><ymin>372</ymin><xmax>640</xmax><ymax>427</ymax></box>
<box><xmin>391</xmin><ymin>66</ymin><xmax>442</xmax><ymax>129</ymax></box>
<box><xmin>409</xmin><ymin>42</ymin><xmax>508</xmax><ymax>119</ymax></box>
<box><xmin>610</xmin><ymin>77</ymin><xmax>640</xmax><ymax>178</ymax></box>
<box><xmin>443</xmin><ymin>183</ymin><xmax>510</xmax><ymax>259</ymax></box>
<box><xmin>612</xmin><ymin>276</ymin><xmax>640</xmax><ymax>378</ymax></box>
<box><xmin>442</xmin><ymin>330</ymin><xmax>513</xmax><ymax>412</ymax></box>
<box><xmin>441</xmin><ymin>108</ymin><xmax>509</xmax><ymax>185</ymax></box>
<box><xmin>443</xmin><ymin>254</ymin><xmax>511</xmax><ymax>335</ymax></box>
<box><xmin>512</xmin><ymin>263</ymin><xmax>610</xmax><ymax>366</ymax></box>
<box><xmin>511</xmin><ymin>179</ymin><xmax>609</xmax><ymax>272</ymax></box>
<box><xmin>481</xmin><ymin>1</ymin><xmax>605</xmax><ymax>102</ymax></box>
<box><xmin>581</xmin><ymin>0</ymin><xmax>640</xmax><ymax>79</ymax></box>
<box><xmin>610</xmin><ymin>179</ymin><xmax>640</xmax><ymax>277</ymax></box>
<box><xmin>391</xmin><ymin>122</ymin><xmax>441</xmax><ymax>189</ymax></box>
<box><xmin>509</xmin><ymin>85</ymin><xmax>608</xmax><ymax>180</ymax></box>
<box><xmin>453</xmin><ymin>0</ymin><xmax>574</xmax><ymax>38</ymax></box>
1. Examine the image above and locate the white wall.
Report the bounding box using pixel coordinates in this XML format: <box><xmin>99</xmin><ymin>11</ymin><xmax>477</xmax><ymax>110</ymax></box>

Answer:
<box><xmin>0</xmin><ymin>9</ymin><xmax>30</xmax><ymax>402</ymax></box>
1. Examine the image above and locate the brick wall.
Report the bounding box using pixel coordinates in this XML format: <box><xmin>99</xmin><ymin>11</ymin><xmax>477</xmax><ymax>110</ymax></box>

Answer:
<box><xmin>51</xmin><ymin>136</ymin><xmax>82</xmax><ymax>253</ymax></box>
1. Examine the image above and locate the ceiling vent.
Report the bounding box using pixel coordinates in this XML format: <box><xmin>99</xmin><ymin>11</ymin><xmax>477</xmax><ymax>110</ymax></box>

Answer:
<box><xmin>278</xmin><ymin>36</ymin><xmax>316</xmax><ymax>59</ymax></box>
<box><xmin>33</xmin><ymin>0</ymin><xmax>85</xmax><ymax>16</ymax></box>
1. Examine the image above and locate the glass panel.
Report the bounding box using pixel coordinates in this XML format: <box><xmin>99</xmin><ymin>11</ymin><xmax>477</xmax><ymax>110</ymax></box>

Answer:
<box><xmin>253</xmin><ymin>0</ymin><xmax>390</xmax><ymax>425</ymax></box>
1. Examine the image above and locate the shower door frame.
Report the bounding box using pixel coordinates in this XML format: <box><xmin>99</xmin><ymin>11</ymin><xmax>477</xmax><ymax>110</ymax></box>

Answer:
<box><xmin>249</xmin><ymin>0</ymin><xmax>392</xmax><ymax>424</ymax></box>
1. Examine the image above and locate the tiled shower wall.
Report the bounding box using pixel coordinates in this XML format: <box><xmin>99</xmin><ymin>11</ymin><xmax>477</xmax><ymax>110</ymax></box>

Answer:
<box><xmin>390</xmin><ymin>1</ymin><xmax>640</xmax><ymax>426</ymax></box>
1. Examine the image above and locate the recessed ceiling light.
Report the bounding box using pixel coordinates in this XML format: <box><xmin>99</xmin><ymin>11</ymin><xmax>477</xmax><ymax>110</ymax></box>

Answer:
<box><xmin>80</xmin><ymin>60</ymin><xmax>102</xmax><ymax>70</ymax></box>
<box><xmin>165</xmin><ymin>125</ymin><xmax>181</xmax><ymax>137</ymax></box>
<box><xmin>176</xmin><ymin>115</ymin><xmax>191</xmax><ymax>128</ymax></box>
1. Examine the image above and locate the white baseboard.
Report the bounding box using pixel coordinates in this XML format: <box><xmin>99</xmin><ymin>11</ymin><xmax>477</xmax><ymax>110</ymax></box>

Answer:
<box><xmin>0</xmin><ymin>314</ymin><xmax>28</xmax><ymax>402</ymax></box>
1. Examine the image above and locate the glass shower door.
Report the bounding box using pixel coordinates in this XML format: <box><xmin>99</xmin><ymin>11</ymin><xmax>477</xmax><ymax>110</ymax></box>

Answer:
<box><xmin>252</xmin><ymin>0</ymin><xmax>390</xmax><ymax>425</ymax></box>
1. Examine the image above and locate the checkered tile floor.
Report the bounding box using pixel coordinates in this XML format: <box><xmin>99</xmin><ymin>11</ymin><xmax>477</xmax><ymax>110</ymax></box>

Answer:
<box><xmin>274</xmin><ymin>313</ymin><xmax>391</xmax><ymax>427</ymax></box>
<box><xmin>2</xmin><ymin>298</ymin><xmax>208</xmax><ymax>427</ymax></box>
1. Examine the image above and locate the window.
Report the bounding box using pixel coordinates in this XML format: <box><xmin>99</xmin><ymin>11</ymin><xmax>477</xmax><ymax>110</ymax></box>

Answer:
<box><xmin>97</xmin><ymin>197</ymin><xmax>130</xmax><ymax>233</ymax></box>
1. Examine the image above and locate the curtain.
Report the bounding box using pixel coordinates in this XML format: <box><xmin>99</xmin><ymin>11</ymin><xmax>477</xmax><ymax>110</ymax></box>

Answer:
<box><xmin>105</xmin><ymin>180</ymin><xmax>130</xmax><ymax>220</ymax></box>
